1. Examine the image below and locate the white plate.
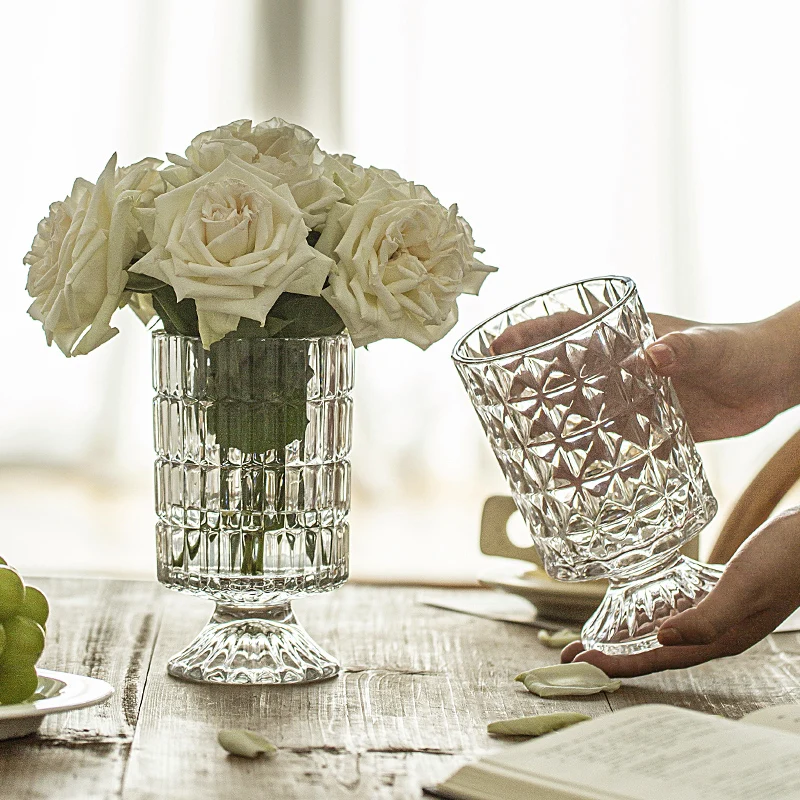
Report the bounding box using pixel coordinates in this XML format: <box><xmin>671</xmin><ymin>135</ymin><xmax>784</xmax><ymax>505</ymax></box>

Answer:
<box><xmin>479</xmin><ymin>565</ymin><xmax>607</xmax><ymax>623</ymax></box>
<box><xmin>0</xmin><ymin>669</ymin><xmax>114</xmax><ymax>741</ymax></box>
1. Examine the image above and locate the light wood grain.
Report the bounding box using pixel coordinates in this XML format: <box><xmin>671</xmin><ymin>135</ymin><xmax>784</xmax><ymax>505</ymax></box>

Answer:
<box><xmin>121</xmin><ymin>586</ymin><xmax>609</xmax><ymax>799</ymax></box>
<box><xmin>4</xmin><ymin>578</ymin><xmax>800</xmax><ymax>799</ymax></box>
<box><xmin>0</xmin><ymin>578</ymin><xmax>162</xmax><ymax>800</ymax></box>
<box><xmin>607</xmin><ymin>640</ymin><xmax>800</xmax><ymax>719</ymax></box>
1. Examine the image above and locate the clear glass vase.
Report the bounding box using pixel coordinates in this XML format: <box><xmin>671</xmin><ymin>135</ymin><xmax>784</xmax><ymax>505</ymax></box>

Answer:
<box><xmin>453</xmin><ymin>277</ymin><xmax>722</xmax><ymax>655</ymax></box>
<box><xmin>152</xmin><ymin>331</ymin><xmax>353</xmax><ymax>683</ymax></box>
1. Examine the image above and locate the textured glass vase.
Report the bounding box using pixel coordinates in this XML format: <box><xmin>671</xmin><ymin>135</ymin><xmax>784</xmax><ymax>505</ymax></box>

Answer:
<box><xmin>453</xmin><ymin>277</ymin><xmax>722</xmax><ymax>655</ymax></box>
<box><xmin>152</xmin><ymin>331</ymin><xmax>353</xmax><ymax>683</ymax></box>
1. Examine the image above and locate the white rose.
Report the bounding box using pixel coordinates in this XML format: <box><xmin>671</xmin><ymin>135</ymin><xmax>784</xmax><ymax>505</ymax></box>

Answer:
<box><xmin>130</xmin><ymin>156</ymin><xmax>334</xmax><ymax>348</ymax></box>
<box><xmin>316</xmin><ymin>159</ymin><xmax>403</xmax><ymax>256</ymax></box>
<box><xmin>24</xmin><ymin>154</ymin><xmax>162</xmax><ymax>356</ymax></box>
<box><xmin>163</xmin><ymin>118</ymin><xmax>343</xmax><ymax>230</ymax></box>
<box><xmin>316</xmin><ymin>171</ymin><xmax>496</xmax><ymax>349</ymax></box>
<box><xmin>127</xmin><ymin>157</ymin><xmax>167</xmax><ymax>253</ymax></box>
<box><xmin>321</xmin><ymin>154</ymin><xmax>406</xmax><ymax>204</ymax></box>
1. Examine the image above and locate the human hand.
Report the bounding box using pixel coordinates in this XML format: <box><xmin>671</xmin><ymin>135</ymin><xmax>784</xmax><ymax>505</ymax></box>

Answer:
<box><xmin>645</xmin><ymin>313</ymin><xmax>795</xmax><ymax>441</ymax></box>
<box><xmin>489</xmin><ymin>311</ymin><xmax>591</xmax><ymax>355</ymax></box>
<box><xmin>560</xmin><ymin>507</ymin><xmax>800</xmax><ymax>676</ymax></box>
<box><xmin>491</xmin><ymin>307</ymin><xmax>798</xmax><ymax>442</ymax></box>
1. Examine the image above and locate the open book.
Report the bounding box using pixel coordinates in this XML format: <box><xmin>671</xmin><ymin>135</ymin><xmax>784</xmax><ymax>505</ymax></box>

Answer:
<box><xmin>427</xmin><ymin>703</ymin><xmax>800</xmax><ymax>800</ymax></box>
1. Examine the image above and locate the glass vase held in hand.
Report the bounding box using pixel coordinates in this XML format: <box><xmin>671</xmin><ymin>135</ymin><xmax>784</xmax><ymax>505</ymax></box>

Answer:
<box><xmin>453</xmin><ymin>276</ymin><xmax>722</xmax><ymax>656</ymax></box>
<box><xmin>153</xmin><ymin>331</ymin><xmax>353</xmax><ymax>683</ymax></box>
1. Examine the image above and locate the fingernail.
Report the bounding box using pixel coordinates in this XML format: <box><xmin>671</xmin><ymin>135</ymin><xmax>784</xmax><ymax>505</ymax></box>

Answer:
<box><xmin>647</xmin><ymin>343</ymin><xmax>676</xmax><ymax>370</ymax></box>
<box><xmin>659</xmin><ymin>627</ymin><xmax>684</xmax><ymax>646</ymax></box>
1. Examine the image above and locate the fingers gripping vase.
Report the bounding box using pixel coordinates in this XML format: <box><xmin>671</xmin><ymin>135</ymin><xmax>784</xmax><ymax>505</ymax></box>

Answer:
<box><xmin>152</xmin><ymin>331</ymin><xmax>353</xmax><ymax>684</ymax></box>
<box><xmin>453</xmin><ymin>277</ymin><xmax>722</xmax><ymax>656</ymax></box>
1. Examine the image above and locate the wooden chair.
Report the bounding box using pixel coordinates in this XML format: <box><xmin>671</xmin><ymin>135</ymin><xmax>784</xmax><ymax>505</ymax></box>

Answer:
<box><xmin>709</xmin><ymin>429</ymin><xmax>800</xmax><ymax>563</ymax></box>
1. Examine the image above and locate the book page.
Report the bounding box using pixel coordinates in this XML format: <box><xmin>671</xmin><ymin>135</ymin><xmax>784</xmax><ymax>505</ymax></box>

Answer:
<box><xmin>742</xmin><ymin>703</ymin><xmax>800</xmax><ymax>734</ymax></box>
<box><xmin>476</xmin><ymin>704</ymin><xmax>800</xmax><ymax>800</ymax></box>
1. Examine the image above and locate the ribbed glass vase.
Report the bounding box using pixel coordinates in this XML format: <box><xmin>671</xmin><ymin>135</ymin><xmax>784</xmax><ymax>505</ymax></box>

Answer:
<box><xmin>152</xmin><ymin>331</ymin><xmax>353</xmax><ymax>684</ymax></box>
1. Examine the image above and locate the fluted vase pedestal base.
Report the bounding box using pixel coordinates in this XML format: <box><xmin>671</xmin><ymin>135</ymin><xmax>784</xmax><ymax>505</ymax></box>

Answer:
<box><xmin>581</xmin><ymin>552</ymin><xmax>724</xmax><ymax>656</ymax></box>
<box><xmin>166</xmin><ymin>601</ymin><xmax>340</xmax><ymax>685</ymax></box>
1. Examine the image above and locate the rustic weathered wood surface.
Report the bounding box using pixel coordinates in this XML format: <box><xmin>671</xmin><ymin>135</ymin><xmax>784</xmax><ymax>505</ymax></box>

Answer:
<box><xmin>2</xmin><ymin>578</ymin><xmax>800</xmax><ymax>799</ymax></box>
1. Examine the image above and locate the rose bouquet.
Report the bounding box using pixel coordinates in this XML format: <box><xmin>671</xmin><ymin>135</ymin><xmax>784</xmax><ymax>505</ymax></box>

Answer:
<box><xmin>24</xmin><ymin>117</ymin><xmax>494</xmax><ymax>355</ymax></box>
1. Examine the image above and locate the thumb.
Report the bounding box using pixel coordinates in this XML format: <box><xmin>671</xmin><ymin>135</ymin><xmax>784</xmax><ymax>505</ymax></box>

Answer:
<box><xmin>646</xmin><ymin>327</ymin><xmax>723</xmax><ymax>378</ymax></box>
<box><xmin>658</xmin><ymin>577</ymin><xmax>750</xmax><ymax>646</ymax></box>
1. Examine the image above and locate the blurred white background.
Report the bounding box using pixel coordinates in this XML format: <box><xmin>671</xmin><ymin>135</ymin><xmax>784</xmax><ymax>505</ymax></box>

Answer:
<box><xmin>3</xmin><ymin>0</ymin><xmax>800</xmax><ymax>582</ymax></box>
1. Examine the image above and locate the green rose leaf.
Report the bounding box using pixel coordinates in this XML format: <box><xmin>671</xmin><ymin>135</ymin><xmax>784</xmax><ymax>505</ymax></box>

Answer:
<box><xmin>265</xmin><ymin>293</ymin><xmax>346</xmax><ymax>338</ymax></box>
<box><xmin>150</xmin><ymin>284</ymin><xmax>199</xmax><ymax>337</ymax></box>
<box><xmin>124</xmin><ymin>272</ymin><xmax>168</xmax><ymax>294</ymax></box>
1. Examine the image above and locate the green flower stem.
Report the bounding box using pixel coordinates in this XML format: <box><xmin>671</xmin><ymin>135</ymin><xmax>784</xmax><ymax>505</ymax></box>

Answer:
<box><xmin>241</xmin><ymin>533</ymin><xmax>265</xmax><ymax>576</ymax></box>
<box><xmin>208</xmin><ymin>336</ymin><xmax>312</xmax><ymax>454</ymax></box>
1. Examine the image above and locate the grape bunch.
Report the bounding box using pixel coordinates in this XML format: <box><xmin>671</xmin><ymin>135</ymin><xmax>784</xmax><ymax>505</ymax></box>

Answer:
<box><xmin>0</xmin><ymin>556</ymin><xmax>49</xmax><ymax>705</ymax></box>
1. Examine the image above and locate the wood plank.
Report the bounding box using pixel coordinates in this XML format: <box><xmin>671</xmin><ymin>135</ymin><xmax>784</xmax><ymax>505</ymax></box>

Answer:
<box><xmin>0</xmin><ymin>578</ymin><xmax>163</xmax><ymax>800</ymax></box>
<box><xmin>121</xmin><ymin>585</ymin><xmax>611</xmax><ymax>799</ymax></box>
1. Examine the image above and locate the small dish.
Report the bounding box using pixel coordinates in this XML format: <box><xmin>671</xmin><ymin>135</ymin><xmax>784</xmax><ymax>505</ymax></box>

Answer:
<box><xmin>0</xmin><ymin>669</ymin><xmax>114</xmax><ymax>741</ymax></box>
<box><xmin>479</xmin><ymin>565</ymin><xmax>606</xmax><ymax>623</ymax></box>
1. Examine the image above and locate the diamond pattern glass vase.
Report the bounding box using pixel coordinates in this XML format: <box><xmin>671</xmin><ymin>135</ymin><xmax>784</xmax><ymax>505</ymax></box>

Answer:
<box><xmin>153</xmin><ymin>331</ymin><xmax>353</xmax><ymax>683</ymax></box>
<box><xmin>453</xmin><ymin>277</ymin><xmax>722</xmax><ymax>655</ymax></box>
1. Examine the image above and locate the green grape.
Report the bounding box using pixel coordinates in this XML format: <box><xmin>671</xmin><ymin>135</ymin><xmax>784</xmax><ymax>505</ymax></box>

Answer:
<box><xmin>0</xmin><ymin>566</ymin><xmax>25</xmax><ymax>621</ymax></box>
<box><xmin>19</xmin><ymin>586</ymin><xmax>49</xmax><ymax>628</ymax></box>
<box><xmin>0</xmin><ymin>556</ymin><xmax>6</xmax><ymax>565</ymax></box>
<box><xmin>0</xmin><ymin>616</ymin><xmax>45</xmax><ymax>669</ymax></box>
<box><xmin>0</xmin><ymin>665</ymin><xmax>38</xmax><ymax>705</ymax></box>
<box><xmin>0</xmin><ymin>623</ymin><xmax>5</xmax><ymax>657</ymax></box>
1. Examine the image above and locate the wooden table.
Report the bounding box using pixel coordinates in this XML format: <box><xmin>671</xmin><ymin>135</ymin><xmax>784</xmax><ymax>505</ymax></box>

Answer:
<box><xmin>3</xmin><ymin>578</ymin><xmax>800</xmax><ymax>799</ymax></box>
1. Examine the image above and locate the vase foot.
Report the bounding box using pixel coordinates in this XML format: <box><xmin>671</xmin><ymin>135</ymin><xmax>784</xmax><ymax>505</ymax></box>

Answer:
<box><xmin>581</xmin><ymin>553</ymin><xmax>723</xmax><ymax>656</ymax></box>
<box><xmin>166</xmin><ymin>600</ymin><xmax>339</xmax><ymax>685</ymax></box>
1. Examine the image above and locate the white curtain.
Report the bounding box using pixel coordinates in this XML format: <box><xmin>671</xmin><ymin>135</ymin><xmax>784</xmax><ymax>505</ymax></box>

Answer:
<box><xmin>2</xmin><ymin>0</ymin><xmax>800</xmax><ymax>580</ymax></box>
<box><xmin>344</xmin><ymin>0</ymin><xmax>800</xmax><ymax>579</ymax></box>
<box><xmin>0</xmin><ymin>0</ymin><xmax>265</xmax><ymax>576</ymax></box>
